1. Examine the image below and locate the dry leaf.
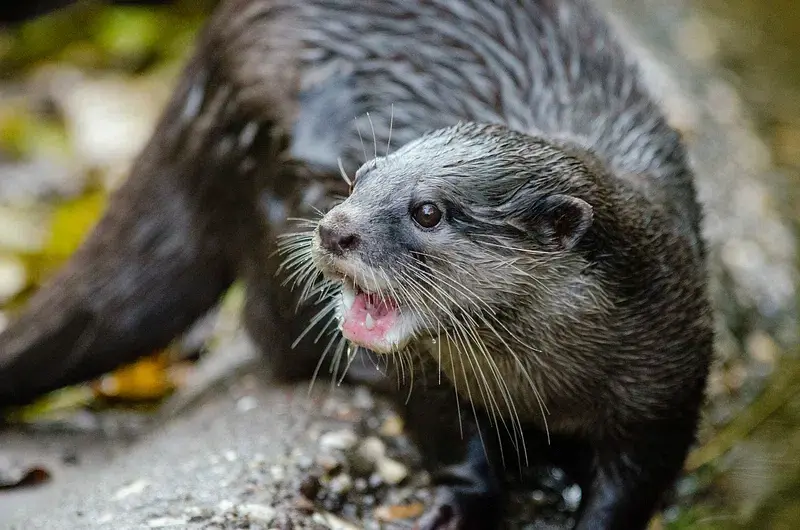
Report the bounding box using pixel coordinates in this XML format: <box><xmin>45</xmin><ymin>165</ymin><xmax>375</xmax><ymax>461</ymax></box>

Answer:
<box><xmin>373</xmin><ymin>502</ymin><xmax>425</xmax><ymax>522</ymax></box>
<box><xmin>92</xmin><ymin>351</ymin><xmax>175</xmax><ymax>402</ymax></box>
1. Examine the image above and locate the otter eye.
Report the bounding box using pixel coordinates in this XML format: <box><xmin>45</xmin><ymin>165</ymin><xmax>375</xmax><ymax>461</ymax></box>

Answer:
<box><xmin>412</xmin><ymin>202</ymin><xmax>442</xmax><ymax>228</ymax></box>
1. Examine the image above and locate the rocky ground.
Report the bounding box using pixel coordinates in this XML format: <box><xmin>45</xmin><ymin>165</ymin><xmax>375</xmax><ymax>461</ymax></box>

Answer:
<box><xmin>0</xmin><ymin>340</ymin><xmax>580</xmax><ymax>530</ymax></box>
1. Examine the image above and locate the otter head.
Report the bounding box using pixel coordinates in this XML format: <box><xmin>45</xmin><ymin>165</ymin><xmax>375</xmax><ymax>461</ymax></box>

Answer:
<box><xmin>308</xmin><ymin>122</ymin><xmax>596</xmax><ymax>355</ymax></box>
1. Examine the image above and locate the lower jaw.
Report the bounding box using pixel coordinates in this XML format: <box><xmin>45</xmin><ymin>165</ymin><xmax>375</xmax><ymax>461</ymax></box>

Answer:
<box><xmin>340</xmin><ymin>331</ymin><xmax>404</xmax><ymax>355</ymax></box>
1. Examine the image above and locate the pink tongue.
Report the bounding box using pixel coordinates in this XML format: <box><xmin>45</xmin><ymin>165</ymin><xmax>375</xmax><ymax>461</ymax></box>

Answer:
<box><xmin>341</xmin><ymin>291</ymin><xmax>399</xmax><ymax>348</ymax></box>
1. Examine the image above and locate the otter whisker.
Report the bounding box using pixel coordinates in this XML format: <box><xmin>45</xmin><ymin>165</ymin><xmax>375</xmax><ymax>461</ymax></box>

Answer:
<box><xmin>474</xmin><ymin>238</ymin><xmax>559</xmax><ymax>259</ymax></box>
<box><xmin>379</xmin><ymin>267</ymin><xmax>425</xmax><ymax>403</ymax></box>
<box><xmin>479</xmin><ymin>316</ymin><xmax>550</xmax><ymax>449</ymax></box>
<box><xmin>284</xmin><ymin>216</ymin><xmax>325</xmax><ymax>227</ymax></box>
<box><xmin>394</xmin><ymin>267</ymin><xmax>469</xmax><ymax>434</ymax></box>
<box><xmin>465</xmin><ymin>326</ymin><xmax>529</xmax><ymax>468</ymax></box>
<box><xmin>448</xmin><ymin>316</ymin><xmax>504</xmax><ymax>464</ymax></box>
<box><xmin>354</xmin><ymin>115</ymin><xmax>368</xmax><ymax>164</ymax></box>
<box><xmin>386</xmin><ymin>103</ymin><xmax>394</xmax><ymax>157</ymax></box>
<box><xmin>451</xmin><ymin>328</ymin><xmax>490</xmax><ymax>463</ymax></box>
<box><xmin>337</xmin><ymin>343</ymin><xmax>359</xmax><ymax>386</ymax></box>
<box><xmin>410</xmin><ymin>268</ymin><xmax>525</xmax><ymax>463</ymax></box>
<box><xmin>391</xmin><ymin>268</ymin><xmax>454</xmax><ymax>404</ymax></box>
<box><xmin>337</xmin><ymin>157</ymin><xmax>353</xmax><ymax>189</ymax></box>
<box><xmin>291</xmin><ymin>297</ymin><xmax>339</xmax><ymax>349</ymax></box>
<box><xmin>367</xmin><ymin>111</ymin><xmax>378</xmax><ymax>162</ymax></box>
<box><xmin>411</xmin><ymin>260</ymin><xmax>495</xmax><ymax>315</ymax></box>
<box><xmin>328</xmin><ymin>337</ymin><xmax>349</xmax><ymax>393</ymax></box>
<box><xmin>309</xmin><ymin>325</ymin><xmax>347</xmax><ymax>395</ymax></box>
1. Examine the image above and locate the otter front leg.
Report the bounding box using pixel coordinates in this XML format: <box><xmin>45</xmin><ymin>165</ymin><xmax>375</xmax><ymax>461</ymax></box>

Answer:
<box><xmin>390</xmin><ymin>363</ymin><xmax>504</xmax><ymax>530</ymax></box>
<box><xmin>573</xmin><ymin>424</ymin><xmax>694</xmax><ymax>530</ymax></box>
<box><xmin>415</xmin><ymin>432</ymin><xmax>502</xmax><ymax>530</ymax></box>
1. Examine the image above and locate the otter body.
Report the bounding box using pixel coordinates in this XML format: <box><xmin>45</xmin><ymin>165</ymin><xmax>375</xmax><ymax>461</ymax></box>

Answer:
<box><xmin>0</xmin><ymin>1</ymin><xmax>712</xmax><ymax>528</ymax></box>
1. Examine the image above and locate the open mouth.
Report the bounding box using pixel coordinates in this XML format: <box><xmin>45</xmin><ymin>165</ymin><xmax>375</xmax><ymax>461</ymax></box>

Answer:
<box><xmin>339</xmin><ymin>280</ymin><xmax>404</xmax><ymax>353</ymax></box>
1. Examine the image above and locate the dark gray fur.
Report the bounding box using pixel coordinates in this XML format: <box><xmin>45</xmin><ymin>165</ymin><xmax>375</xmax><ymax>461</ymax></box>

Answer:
<box><xmin>0</xmin><ymin>1</ymin><xmax>713</xmax><ymax>528</ymax></box>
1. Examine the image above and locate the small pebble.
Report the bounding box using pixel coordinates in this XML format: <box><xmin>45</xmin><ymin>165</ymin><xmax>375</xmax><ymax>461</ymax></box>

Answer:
<box><xmin>376</xmin><ymin>457</ymin><xmax>408</xmax><ymax>485</ymax></box>
<box><xmin>237</xmin><ymin>395</ymin><xmax>258</xmax><ymax>412</ymax></box>
<box><xmin>353</xmin><ymin>478</ymin><xmax>369</xmax><ymax>493</ymax></box>
<box><xmin>270</xmin><ymin>465</ymin><xmax>286</xmax><ymax>481</ymax></box>
<box><xmin>297</xmin><ymin>455</ymin><xmax>314</xmax><ymax>470</ymax></box>
<box><xmin>294</xmin><ymin>495</ymin><xmax>316</xmax><ymax>514</ymax></box>
<box><xmin>378</xmin><ymin>414</ymin><xmax>404</xmax><ymax>437</ymax></box>
<box><xmin>350</xmin><ymin>437</ymin><xmax>385</xmax><ymax>476</ymax></box>
<box><xmin>316</xmin><ymin>454</ymin><xmax>343</xmax><ymax>475</ymax></box>
<box><xmin>113</xmin><ymin>479</ymin><xmax>149</xmax><ymax>501</ymax></box>
<box><xmin>562</xmin><ymin>484</ymin><xmax>582</xmax><ymax>511</ymax></box>
<box><xmin>318</xmin><ymin>429</ymin><xmax>359</xmax><ymax>452</ymax></box>
<box><xmin>329</xmin><ymin>473</ymin><xmax>354</xmax><ymax>495</ymax></box>
<box><xmin>217</xmin><ymin>499</ymin><xmax>235</xmax><ymax>513</ymax></box>
<box><xmin>357</xmin><ymin>437</ymin><xmax>385</xmax><ymax>462</ymax></box>
<box><xmin>368</xmin><ymin>473</ymin><xmax>383</xmax><ymax>490</ymax></box>
<box><xmin>352</xmin><ymin>387</ymin><xmax>375</xmax><ymax>409</ymax></box>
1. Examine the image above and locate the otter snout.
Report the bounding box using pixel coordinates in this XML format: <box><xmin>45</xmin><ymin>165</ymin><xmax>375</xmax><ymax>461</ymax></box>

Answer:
<box><xmin>317</xmin><ymin>213</ymin><xmax>360</xmax><ymax>256</ymax></box>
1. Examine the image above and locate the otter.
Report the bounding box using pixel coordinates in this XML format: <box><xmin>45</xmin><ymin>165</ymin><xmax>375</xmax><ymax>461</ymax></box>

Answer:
<box><xmin>0</xmin><ymin>1</ymin><xmax>713</xmax><ymax>528</ymax></box>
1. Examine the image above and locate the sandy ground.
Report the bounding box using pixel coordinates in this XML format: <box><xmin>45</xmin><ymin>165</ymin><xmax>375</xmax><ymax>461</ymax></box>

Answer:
<box><xmin>0</xmin><ymin>368</ymin><xmax>321</xmax><ymax>529</ymax></box>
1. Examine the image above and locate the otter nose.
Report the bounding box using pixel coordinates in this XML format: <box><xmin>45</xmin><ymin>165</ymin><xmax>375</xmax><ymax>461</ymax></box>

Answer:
<box><xmin>318</xmin><ymin>224</ymin><xmax>360</xmax><ymax>254</ymax></box>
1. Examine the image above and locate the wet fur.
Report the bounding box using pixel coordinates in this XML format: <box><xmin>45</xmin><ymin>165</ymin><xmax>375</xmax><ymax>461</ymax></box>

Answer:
<box><xmin>0</xmin><ymin>1</ymin><xmax>712</xmax><ymax>529</ymax></box>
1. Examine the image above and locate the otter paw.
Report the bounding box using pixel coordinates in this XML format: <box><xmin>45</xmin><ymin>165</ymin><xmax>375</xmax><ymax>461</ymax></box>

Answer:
<box><xmin>413</xmin><ymin>488</ymin><xmax>496</xmax><ymax>530</ymax></box>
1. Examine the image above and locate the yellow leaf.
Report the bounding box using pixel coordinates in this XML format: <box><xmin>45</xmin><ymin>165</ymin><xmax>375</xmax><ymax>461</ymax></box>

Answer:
<box><xmin>92</xmin><ymin>352</ymin><xmax>175</xmax><ymax>402</ymax></box>
<box><xmin>44</xmin><ymin>189</ymin><xmax>107</xmax><ymax>258</ymax></box>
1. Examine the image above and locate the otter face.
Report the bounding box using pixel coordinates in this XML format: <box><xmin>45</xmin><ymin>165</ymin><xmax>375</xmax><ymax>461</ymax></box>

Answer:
<box><xmin>304</xmin><ymin>123</ymin><xmax>594</xmax><ymax>355</ymax></box>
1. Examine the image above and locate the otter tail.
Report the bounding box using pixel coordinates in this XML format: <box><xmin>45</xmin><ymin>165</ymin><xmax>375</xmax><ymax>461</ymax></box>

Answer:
<box><xmin>0</xmin><ymin>54</ymin><xmax>255</xmax><ymax>407</ymax></box>
<box><xmin>0</xmin><ymin>161</ymin><xmax>235</xmax><ymax>408</ymax></box>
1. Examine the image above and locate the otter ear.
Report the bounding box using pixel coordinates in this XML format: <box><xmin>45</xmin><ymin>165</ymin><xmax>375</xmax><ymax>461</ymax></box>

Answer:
<box><xmin>518</xmin><ymin>194</ymin><xmax>593</xmax><ymax>251</ymax></box>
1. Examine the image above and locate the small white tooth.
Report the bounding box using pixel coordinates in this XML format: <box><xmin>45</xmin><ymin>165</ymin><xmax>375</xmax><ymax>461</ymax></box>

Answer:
<box><xmin>365</xmin><ymin>313</ymin><xmax>375</xmax><ymax>331</ymax></box>
<box><xmin>342</xmin><ymin>286</ymin><xmax>355</xmax><ymax>311</ymax></box>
